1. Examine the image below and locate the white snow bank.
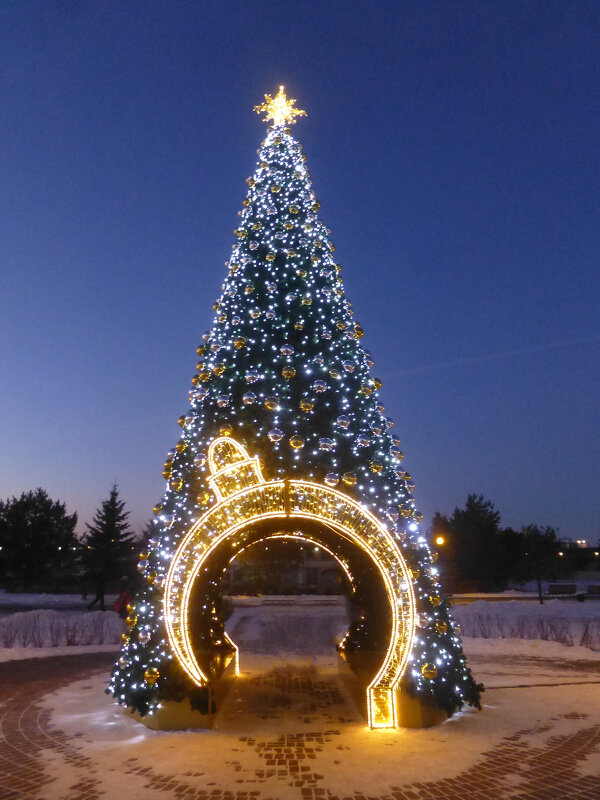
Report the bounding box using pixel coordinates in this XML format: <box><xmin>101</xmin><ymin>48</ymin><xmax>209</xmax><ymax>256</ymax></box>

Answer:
<box><xmin>0</xmin><ymin>644</ymin><xmax>119</xmax><ymax>663</ymax></box>
<box><xmin>0</xmin><ymin>589</ymin><xmax>118</xmax><ymax>609</ymax></box>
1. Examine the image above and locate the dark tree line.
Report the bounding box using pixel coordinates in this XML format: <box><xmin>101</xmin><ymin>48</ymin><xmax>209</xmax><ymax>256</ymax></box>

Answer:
<box><xmin>0</xmin><ymin>485</ymin><xmax>139</xmax><ymax>599</ymax></box>
<box><xmin>431</xmin><ymin>494</ymin><xmax>565</xmax><ymax>598</ymax></box>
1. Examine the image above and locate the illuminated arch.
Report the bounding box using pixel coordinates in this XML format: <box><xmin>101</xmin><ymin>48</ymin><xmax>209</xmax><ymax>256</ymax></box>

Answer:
<box><xmin>164</xmin><ymin>437</ymin><xmax>416</xmax><ymax>728</ymax></box>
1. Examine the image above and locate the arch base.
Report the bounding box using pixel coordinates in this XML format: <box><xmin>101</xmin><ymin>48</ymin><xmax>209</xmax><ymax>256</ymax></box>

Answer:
<box><xmin>338</xmin><ymin>653</ymin><xmax>447</xmax><ymax>729</ymax></box>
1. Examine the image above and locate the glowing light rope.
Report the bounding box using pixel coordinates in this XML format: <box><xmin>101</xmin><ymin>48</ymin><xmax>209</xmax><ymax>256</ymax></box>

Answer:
<box><xmin>163</xmin><ymin>437</ymin><xmax>416</xmax><ymax>728</ymax></box>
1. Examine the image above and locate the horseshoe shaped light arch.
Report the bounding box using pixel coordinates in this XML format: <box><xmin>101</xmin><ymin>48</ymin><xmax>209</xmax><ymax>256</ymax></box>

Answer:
<box><xmin>163</xmin><ymin>437</ymin><xmax>417</xmax><ymax>728</ymax></box>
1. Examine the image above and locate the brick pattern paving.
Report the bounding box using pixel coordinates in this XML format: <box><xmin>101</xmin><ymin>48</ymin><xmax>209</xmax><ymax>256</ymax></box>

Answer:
<box><xmin>0</xmin><ymin>652</ymin><xmax>599</xmax><ymax>800</ymax></box>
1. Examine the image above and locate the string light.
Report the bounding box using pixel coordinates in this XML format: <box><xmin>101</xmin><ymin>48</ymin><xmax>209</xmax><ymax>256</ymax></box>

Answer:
<box><xmin>108</xmin><ymin>87</ymin><xmax>482</xmax><ymax>728</ymax></box>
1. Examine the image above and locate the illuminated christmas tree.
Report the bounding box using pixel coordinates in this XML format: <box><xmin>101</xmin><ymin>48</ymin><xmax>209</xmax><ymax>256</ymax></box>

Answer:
<box><xmin>109</xmin><ymin>87</ymin><xmax>482</xmax><ymax>727</ymax></box>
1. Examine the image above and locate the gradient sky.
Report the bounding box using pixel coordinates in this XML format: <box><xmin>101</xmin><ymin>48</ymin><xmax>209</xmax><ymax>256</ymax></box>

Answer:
<box><xmin>1</xmin><ymin>1</ymin><xmax>598</xmax><ymax>543</ymax></box>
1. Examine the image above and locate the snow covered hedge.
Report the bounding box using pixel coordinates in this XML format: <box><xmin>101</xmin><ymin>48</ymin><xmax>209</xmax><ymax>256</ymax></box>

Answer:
<box><xmin>0</xmin><ymin>610</ymin><xmax>123</xmax><ymax>648</ymax></box>
<box><xmin>452</xmin><ymin>600</ymin><xmax>600</xmax><ymax>650</ymax></box>
<box><xmin>0</xmin><ymin>599</ymin><xmax>598</xmax><ymax>652</ymax></box>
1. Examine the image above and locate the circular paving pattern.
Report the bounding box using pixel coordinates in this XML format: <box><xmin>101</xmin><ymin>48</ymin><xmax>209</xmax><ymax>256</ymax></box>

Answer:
<box><xmin>0</xmin><ymin>649</ymin><xmax>599</xmax><ymax>800</ymax></box>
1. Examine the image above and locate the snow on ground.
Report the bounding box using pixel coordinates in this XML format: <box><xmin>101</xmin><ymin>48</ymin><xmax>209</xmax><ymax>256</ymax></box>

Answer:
<box><xmin>0</xmin><ymin>589</ymin><xmax>118</xmax><ymax>611</ymax></box>
<box><xmin>0</xmin><ymin>644</ymin><xmax>119</xmax><ymax>663</ymax></box>
<box><xmin>37</xmin><ymin>619</ymin><xmax>600</xmax><ymax>800</ymax></box>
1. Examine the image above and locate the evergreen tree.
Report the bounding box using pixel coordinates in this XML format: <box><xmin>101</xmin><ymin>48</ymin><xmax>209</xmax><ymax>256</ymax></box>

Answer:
<box><xmin>83</xmin><ymin>484</ymin><xmax>135</xmax><ymax>610</ymax></box>
<box><xmin>448</xmin><ymin>494</ymin><xmax>504</xmax><ymax>590</ymax></box>
<box><xmin>0</xmin><ymin>489</ymin><xmax>79</xmax><ymax>591</ymax></box>
<box><xmin>110</xmin><ymin>88</ymin><xmax>481</xmax><ymax>719</ymax></box>
<box><xmin>521</xmin><ymin>524</ymin><xmax>559</xmax><ymax>603</ymax></box>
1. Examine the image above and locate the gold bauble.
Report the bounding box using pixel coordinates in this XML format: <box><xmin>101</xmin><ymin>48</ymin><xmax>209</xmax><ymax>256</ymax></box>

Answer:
<box><xmin>429</xmin><ymin>594</ymin><xmax>442</xmax><ymax>607</ymax></box>
<box><xmin>370</xmin><ymin>461</ymin><xmax>383</xmax><ymax>474</ymax></box>
<box><xmin>301</xmin><ymin>297</ymin><xmax>312</xmax><ymax>306</ymax></box>
<box><xmin>219</xmin><ymin>424</ymin><xmax>233</xmax><ymax>437</ymax></box>
<box><xmin>336</xmin><ymin>320</ymin><xmax>346</xmax><ymax>330</ymax></box>
<box><xmin>312</xmin><ymin>201</ymin><xmax>321</xmax><ymax>211</ymax></box>
<box><xmin>234</xmin><ymin>228</ymin><xmax>247</xmax><ymax>238</ymax></box>
<box><xmin>296</xmin><ymin>268</ymin><xmax>307</xmax><ymax>277</ymax></box>
<box><xmin>144</xmin><ymin>667</ymin><xmax>160</xmax><ymax>685</ymax></box>
<box><xmin>289</xmin><ymin>435</ymin><xmax>305</xmax><ymax>449</ymax></box>
<box><xmin>126</xmin><ymin>615</ymin><xmax>137</xmax><ymax>628</ymax></box>
<box><xmin>284</xmin><ymin>222</ymin><xmax>294</xmax><ymax>230</ymax></box>
<box><xmin>421</xmin><ymin>663</ymin><xmax>438</xmax><ymax>680</ymax></box>
<box><xmin>170</xmin><ymin>478</ymin><xmax>183</xmax><ymax>491</ymax></box>
<box><xmin>152</xmin><ymin>504</ymin><xmax>161</xmax><ymax>516</ymax></box>
<box><xmin>234</xmin><ymin>337</ymin><xmax>247</xmax><ymax>349</ymax></box>
<box><xmin>177</xmin><ymin>415</ymin><xmax>186</xmax><ymax>428</ymax></box>
<box><xmin>250</xmin><ymin>309</ymin><xmax>261</xmax><ymax>319</ymax></box>
<box><xmin>126</xmin><ymin>603</ymin><xmax>134</xmax><ymax>614</ymax></box>
<box><xmin>244</xmin><ymin>283</ymin><xmax>255</xmax><ymax>293</ymax></box>
<box><xmin>435</xmin><ymin>621</ymin><xmax>448</xmax><ymax>635</ymax></box>
<box><xmin>246</xmin><ymin>177</ymin><xmax>255</xmax><ymax>186</ymax></box>
<box><xmin>146</xmin><ymin>572</ymin><xmax>157</xmax><ymax>585</ymax></box>
<box><xmin>196</xmin><ymin>361</ymin><xmax>205</xmax><ymax>372</ymax></box>
<box><xmin>282</xmin><ymin>366</ymin><xmax>296</xmax><ymax>379</ymax></box>
<box><xmin>354</xmin><ymin>324</ymin><xmax>365</xmax><ymax>338</ymax></box>
<box><xmin>329</xmin><ymin>370</ymin><xmax>341</xmax><ymax>379</ymax></box>
<box><xmin>294</xmin><ymin>321</ymin><xmax>304</xmax><ymax>330</ymax></box>
<box><xmin>120</xmin><ymin>632</ymin><xmax>129</xmax><ymax>644</ymax></box>
<box><xmin>197</xmin><ymin>491</ymin><xmax>211</xmax><ymax>506</ymax></box>
<box><xmin>196</xmin><ymin>345</ymin><xmax>207</xmax><ymax>356</ymax></box>
<box><xmin>175</xmin><ymin>440</ymin><xmax>187</xmax><ymax>453</ymax></box>
<box><xmin>162</xmin><ymin>468</ymin><xmax>172</xmax><ymax>480</ymax></box>
<box><xmin>374</xmin><ymin>378</ymin><xmax>382</xmax><ymax>390</ymax></box>
<box><xmin>299</xmin><ymin>398</ymin><xmax>314</xmax><ymax>412</ymax></box>
<box><xmin>289</xmin><ymin>205</ymin><xmax>299</xmax><ymax>214</ymax></box>
<box><xmin>252</xmin><ymin>221</ymin><xmax>261</xmax><ymax>230</ymax></box>
<box><xmin>410</xmin><ymin>569</ymin><xmax>421</xmax><ymax>580</ymax></box>
<box><xmin>264</xmin><ymin>396</ymin><xmax>278</xmax><ymax>410</ymax></box>
<box><xmin>218</xmin><ymin>314</ymin><xmax>226</xmax><ymax>323</ymax></box>
<box><xmin>198</xmin><ymin>371</ymin><xmax>211</xmax><ymax>383</ymax></box>
<box><xmin>212</xmin><ymin>302</ymin><xmax>220</xmax><ymax>311</ymax></box>
<box><xmin>191</xmin><ymin>375</ymin><xmax>200</xmax><ymax>387</ymax></box>
<box><xmin>342</xmin><ymin>472</ymin><xmax>357</xmax><ymax>486</ymax></box>
<box><xmin>359</xmin><ymin>384</ymin><xmax>372</xmax><ymax>396</ymax></box>
<box><xmin>270</xmin><ymin>184</ymin><xmax>281</xmax><ymax>193</ymax></box>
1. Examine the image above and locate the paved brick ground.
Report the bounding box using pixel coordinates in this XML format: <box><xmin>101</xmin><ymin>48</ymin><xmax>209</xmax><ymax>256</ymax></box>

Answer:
<box><xmin>0</xmin><ymin>652</ymin><xmax>599</xmax><ymax>800</ymax></box>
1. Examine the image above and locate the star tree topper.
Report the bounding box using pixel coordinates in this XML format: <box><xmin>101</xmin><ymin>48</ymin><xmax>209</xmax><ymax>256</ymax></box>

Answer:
<box><xmin>254</xmin><ymin>85</ymin><xmax>307</xmax><ymax>127</ymax></box>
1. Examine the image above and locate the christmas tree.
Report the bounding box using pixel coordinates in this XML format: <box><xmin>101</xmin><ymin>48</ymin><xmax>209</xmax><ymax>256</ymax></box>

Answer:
<box><xmin>109</xmin><ymin>87</ymin><xmax>482</xmax><ymax>726</ymax></box>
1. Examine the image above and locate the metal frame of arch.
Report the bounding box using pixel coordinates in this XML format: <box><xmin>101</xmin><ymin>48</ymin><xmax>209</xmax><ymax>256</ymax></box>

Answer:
<box><xmin>163</xmin><ymin>438</ymin><xmax>416</xmax><ymax>728</ymax></box>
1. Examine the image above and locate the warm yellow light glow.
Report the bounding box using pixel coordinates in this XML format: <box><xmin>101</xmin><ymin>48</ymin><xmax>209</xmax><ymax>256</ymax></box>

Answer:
<box><xmin>254</xmin><ymin>85</ymin><xmax>307</xmax><ymax>127</ymax></box>
<box><xmin>435</xmin><ymin>535</ymin><xmax>446</xmax><ymax>546</ymax></box>
<box><xmin>163</xmin><ymin>437</ymin><xmax>416</xmax><ymax>728</ymax></box>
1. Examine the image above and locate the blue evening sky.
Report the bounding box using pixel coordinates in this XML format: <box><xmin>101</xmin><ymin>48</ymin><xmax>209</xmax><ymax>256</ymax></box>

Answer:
<box><xmin>1</xmin><ymin>1</ymin><xmax>598</xmax><ymax>542</ymax></box>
